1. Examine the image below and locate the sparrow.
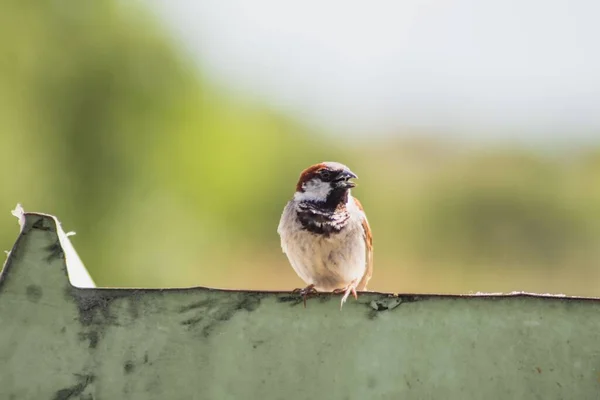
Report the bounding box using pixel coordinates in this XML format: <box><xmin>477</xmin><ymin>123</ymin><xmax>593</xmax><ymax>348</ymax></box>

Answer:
<box><xmin>277</xmin><ymin>161</ymin><xmax>373</xmax><ymax>309</ymax></box>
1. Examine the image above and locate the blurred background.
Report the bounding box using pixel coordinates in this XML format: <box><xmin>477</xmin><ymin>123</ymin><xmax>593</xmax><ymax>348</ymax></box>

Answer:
<box><xmin>2</xmin><ymin>0</ymin><xmax>600</xmax><ymax>296</ymax></box>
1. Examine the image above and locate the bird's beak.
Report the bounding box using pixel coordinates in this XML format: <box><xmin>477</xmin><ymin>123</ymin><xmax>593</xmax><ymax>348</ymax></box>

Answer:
<box><xmin>343</xmin><ymin>169</ymin><xmax>358</xmax><ymax>180</ymax></box>
<box><xmin>335</xmin><ymin>169</ymin><xmax>358</xmax><ymax>189</ymax></box>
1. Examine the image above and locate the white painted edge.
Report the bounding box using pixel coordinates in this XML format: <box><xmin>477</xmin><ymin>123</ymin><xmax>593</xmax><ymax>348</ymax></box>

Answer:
<box><xmin>10</xmin><ymin>204</ymin><xmax>96</xmax><ymax>288</ymax></box>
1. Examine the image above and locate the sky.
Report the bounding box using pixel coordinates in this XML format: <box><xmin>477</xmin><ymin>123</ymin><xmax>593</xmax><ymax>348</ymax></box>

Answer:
<box><xmin>148</xmin><ymin>0</ymin><xmax>600</xmax><ymax>144</ymax></box>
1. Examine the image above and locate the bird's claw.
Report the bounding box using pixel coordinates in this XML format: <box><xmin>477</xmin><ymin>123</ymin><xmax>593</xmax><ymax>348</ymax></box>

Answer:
<box><xmin>292</xmin><ymin>284</ymin><xmax>318</xmax><ymax>308</ymax></box>
<box><xmin>334</xmin><ymin>282</ymin><xmax>359</xmax><ymax>310</ymax></box>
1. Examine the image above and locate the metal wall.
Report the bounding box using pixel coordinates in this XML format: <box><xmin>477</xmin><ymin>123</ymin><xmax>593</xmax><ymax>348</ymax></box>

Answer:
<box><xmin>1</xmin><ymin>213</ymin><xmax>599</xmax><ymax>399</ymax></box>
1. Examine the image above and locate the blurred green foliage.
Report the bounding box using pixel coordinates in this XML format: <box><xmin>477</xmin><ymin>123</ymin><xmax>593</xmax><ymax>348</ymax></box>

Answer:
<box><xmin>1</xmin><ymin>0</ymin><xmax>600</xmax><ymax>296</ymax></box>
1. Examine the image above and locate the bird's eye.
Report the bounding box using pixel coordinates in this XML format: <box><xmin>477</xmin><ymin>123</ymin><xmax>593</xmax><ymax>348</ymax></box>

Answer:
<box><xmin>320</xmin><ymin>170</ymin><xmax>332</xmax><ymax>180</ymax></box>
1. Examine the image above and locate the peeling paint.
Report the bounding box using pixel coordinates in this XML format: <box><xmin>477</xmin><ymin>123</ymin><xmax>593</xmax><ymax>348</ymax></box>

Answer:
<box><xmin>369</xmin><ymin>297</ymin><xmax>402</xmax><ymax>311</ymax></box>
<box><xmin>277</xmin><ymin>291</ymin><xmax>333</xmax><ymax>307</ymax></box>
<box><xmin>276</xmin><ymin>294</ymin><xmax>305</xmax><ymax>306</ymax></box>
<box><xmin>124</xmin><ymin>361</ymin><xmax>135</xmax><ymax>374</ymax></box>
<box><xmin>235</xmin><ymin>293</ymin><xmax>263</xmax><ymax>312</ymax></box>
<box><xmin>178</xmin><ymin>294</ymin><xmax>265</xmax><ymax>337</ymax></box>
<box><xmin>45</xmin><ymin>239</ymin><xmax>65</xmax><ymax>262</ymax></box>
<box><xmin>25</xmin><ymin>285</ymin><xmax>43</xmax><ymax>303</ymax></box>
<box><xmin>30</xmin><ymin>217</ymin><xmax>53</xmax><ymax>232</ymax></box>
<box><xmin>78</xmin><ymin>331</ymin><xmax>100</xmax><ymax>349</ymax></box>
<box><xmin>52</xmin><ymin>374</ymin><xmax>95</xmax><ymax>400</ymax></box>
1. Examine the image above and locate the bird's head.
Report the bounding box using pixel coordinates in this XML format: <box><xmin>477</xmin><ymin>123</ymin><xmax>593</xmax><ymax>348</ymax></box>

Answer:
<box><xmin>293</xmin><ymin>162</ymin><xmax>358</xmax><ymax>205</ymax></box>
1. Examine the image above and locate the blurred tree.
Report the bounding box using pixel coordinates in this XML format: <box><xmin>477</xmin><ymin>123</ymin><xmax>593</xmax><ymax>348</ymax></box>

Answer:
<box><xmin>1</xmin><ymin>0</ymin><xmax>599</xmax><ymax>296</ymax></box>
<box><xmin>0</xmin><ymin>0</ymin><xmax>342</xmax><ymax>287</ymax></box>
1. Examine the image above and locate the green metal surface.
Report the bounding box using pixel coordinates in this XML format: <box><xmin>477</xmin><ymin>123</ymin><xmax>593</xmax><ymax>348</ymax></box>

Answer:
<box><xmin>1</xmin><ymin>212</ymin><xmax>600</xmax><ymax>399</ymax></box>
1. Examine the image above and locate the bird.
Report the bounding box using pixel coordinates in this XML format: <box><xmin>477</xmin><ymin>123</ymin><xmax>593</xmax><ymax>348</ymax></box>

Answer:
<box><xmin>277</xmin><ymin>161</ymin><xmax>373</xmax><ymax>309</ymax></box>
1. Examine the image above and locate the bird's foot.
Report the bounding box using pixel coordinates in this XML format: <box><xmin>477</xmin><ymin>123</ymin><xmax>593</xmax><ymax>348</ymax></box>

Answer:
<box><xmin>292</xmin><ymin>284</ymin><xmax>318</xmax><ymax>308</ymax></box>
<box><xmin>333</xmin><ymin>281</ymin><xmax>359</xmax><ymax>310</ymax></box>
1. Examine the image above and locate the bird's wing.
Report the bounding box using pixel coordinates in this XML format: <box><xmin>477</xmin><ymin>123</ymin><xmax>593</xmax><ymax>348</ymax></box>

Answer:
<box><xmin>353</xmin><ymin>197</ymin><xmax>373</xmax><ymax>291</ymax></box>
<box><xmin>277</xmin><ymin>201</ymin><xmax>294</xmax><ymax>255</ymax></box>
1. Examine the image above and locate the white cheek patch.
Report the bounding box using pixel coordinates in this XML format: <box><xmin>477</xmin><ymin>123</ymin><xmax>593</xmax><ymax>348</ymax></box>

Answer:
<box><xmin>294</xmin><ymin>180</ymin><xmax>332</xmax><ymax>202</ymax></box>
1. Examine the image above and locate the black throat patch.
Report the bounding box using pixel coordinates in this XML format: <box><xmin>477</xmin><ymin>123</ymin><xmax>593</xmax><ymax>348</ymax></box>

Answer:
<box><xmin>295</xmin><ymin>197</ymin><xmax>351</xmax><ymax>237</ymax></box>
